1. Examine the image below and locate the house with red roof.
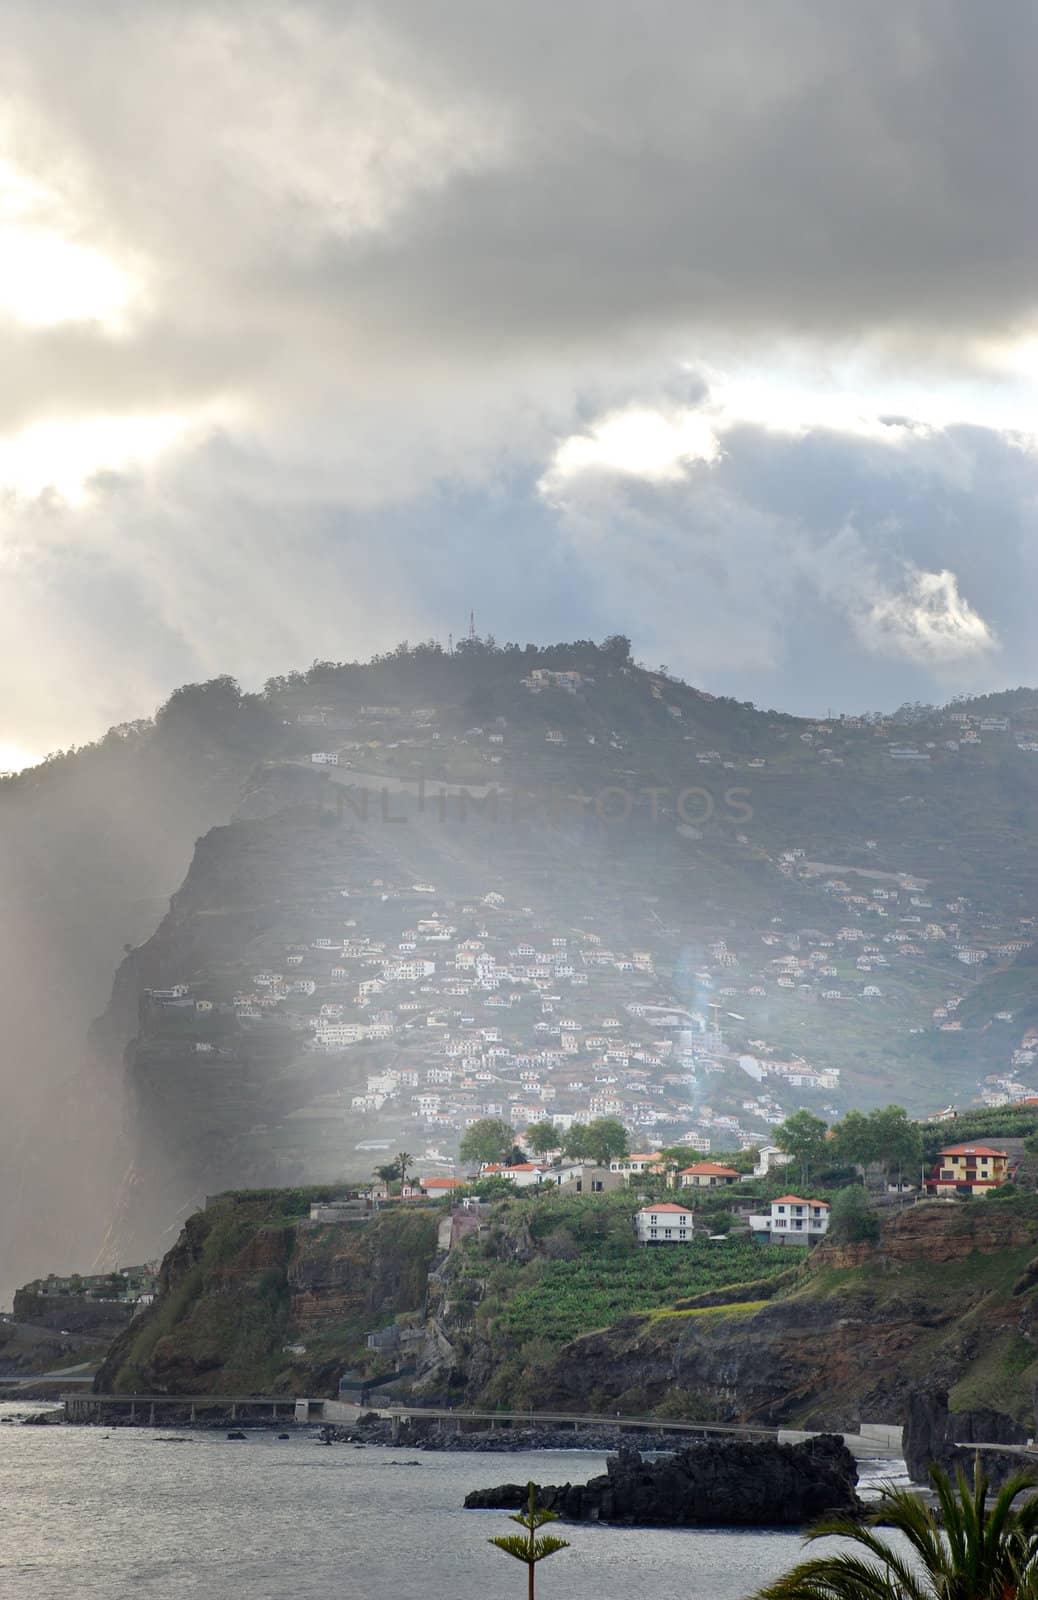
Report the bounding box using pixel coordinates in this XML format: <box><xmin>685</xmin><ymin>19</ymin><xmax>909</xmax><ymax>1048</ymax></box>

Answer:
<box><xmin>749</xmin><ymin>1195</ymin><xmax>830</xmax><ymax>1245</ymax></box>
<box><xmin>924</xmin><ymin>1144</ymin><xmax>1012</xmax><ymax>1196</ymax></box>
<box><xmin>635</xmin><ymin>1201</ymin><xmax>695</xmax><ymax>1244</ymax></box>
<box><xmin>677</xmin><ymin>1162</ymin><xmax>741</xmax><ymax>1190</ymax></box>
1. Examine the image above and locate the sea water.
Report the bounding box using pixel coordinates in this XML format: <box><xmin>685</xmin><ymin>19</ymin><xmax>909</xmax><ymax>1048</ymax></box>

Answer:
<box><xmin>0</xmin><ymin>1405</ymin><xmax>906</xmax><ymax>1600</ymax></box>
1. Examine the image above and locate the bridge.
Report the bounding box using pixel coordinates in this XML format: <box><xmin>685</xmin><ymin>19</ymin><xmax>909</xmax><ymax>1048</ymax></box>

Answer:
<box><xmin>59</xmin><ymin>1394</ymin><xmax>903</xmax><ymax>1459</ymax></box>
<box><xmin>301</xmin><ymin>1399</ymin><xmax>778</xmax><ymax>1439</ymax></box>
<box><xmin>63</xmin><ymin>1393</ymin><xmax>297</xmax><ymax>1423</ymax></box>
<box><xmin>299</xmin><ymin>1401</ymin><xmax>902</xmax><ymax>1458</ymax></box>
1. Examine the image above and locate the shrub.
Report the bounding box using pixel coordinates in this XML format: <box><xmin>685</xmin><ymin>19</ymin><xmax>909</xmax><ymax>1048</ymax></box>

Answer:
<box><xmin>828</xmin><ymin>1185</ymin><xmax>880</xmax><ymax>1245</ymax></box>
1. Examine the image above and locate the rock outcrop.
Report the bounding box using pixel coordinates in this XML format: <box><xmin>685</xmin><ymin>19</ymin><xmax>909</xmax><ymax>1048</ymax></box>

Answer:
<box><xmin>904</xmin><ymin>1387</ymin><xmax>1032</xmax><ymax>1483</ymax></box>
<box><xmin>464</xmin><ymin>1436</ymin><xmax>862</xmax><ymax>1526</ymax></box>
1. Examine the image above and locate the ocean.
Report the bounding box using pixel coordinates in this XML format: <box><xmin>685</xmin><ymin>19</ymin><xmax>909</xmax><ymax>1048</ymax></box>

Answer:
<box><xmin>0</xmin><ymin>1405</ymin><xmax>906</xmax><ymax>1600</ymax></box>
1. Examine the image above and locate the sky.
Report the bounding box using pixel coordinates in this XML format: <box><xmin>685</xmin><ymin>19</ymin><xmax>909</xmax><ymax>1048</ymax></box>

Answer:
<box><xmin>3</xmin><ymin>0</ymin><xmax>1038</xmax><ymax>766</ymax></box>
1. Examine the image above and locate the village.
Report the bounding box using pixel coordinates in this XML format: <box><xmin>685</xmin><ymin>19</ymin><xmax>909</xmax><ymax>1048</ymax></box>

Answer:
<box><xmin>120</xmin><ymin>655</ymin><xmax>1038</xmax><ymax>1209</ymax></box>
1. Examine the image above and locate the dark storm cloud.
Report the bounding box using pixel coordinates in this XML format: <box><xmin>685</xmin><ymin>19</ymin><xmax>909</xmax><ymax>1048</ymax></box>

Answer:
<box><xmin>1</xmin><ymin>0</ymin><xmax>1037</xmax><ymax>749</ymax></box>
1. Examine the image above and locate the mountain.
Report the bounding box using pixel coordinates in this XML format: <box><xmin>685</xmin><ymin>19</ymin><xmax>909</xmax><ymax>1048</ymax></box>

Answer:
<box><xmin>3</xmin><ymin>637</ymin><xmax>1038</xmax><ymax>1288</ymax></box>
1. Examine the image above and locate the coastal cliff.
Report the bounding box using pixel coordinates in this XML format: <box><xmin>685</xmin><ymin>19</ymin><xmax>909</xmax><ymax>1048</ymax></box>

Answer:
<box><xmin>92</xmin><ymin>1183</ymin><xmax>1038</xmax><ymax>1481</ymax></box>
<box><xmin>524</xmin><ymin>1203</ymin><xmax>1038</xmax><ymax>1444</ymax></box>
<box><xmin>95</xmin><ymin>1190</ymin><xmax>439</xmax><ymax>1396</ymax></box>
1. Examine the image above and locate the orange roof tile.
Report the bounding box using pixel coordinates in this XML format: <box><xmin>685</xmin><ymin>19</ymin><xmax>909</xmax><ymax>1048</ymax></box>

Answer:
<box><xmin>679</xmin><ymin>1163</ymin><xmax>741</xmax><ymax>1176</ymax></box>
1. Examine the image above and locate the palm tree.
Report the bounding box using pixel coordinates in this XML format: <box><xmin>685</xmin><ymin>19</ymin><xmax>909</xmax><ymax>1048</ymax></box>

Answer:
<box><xmin>395</xmin><ymin>1150</ymin><xmax>414</xmax><ymax>1191</ymax></box>
<box><xmin>488</xmin><ymin>1481</ymin><xmax>570</xmax><ymax>1600</ymax></box>
<box><xmin>756</xmin><ymin>1461</ymin><xmax>1038</xmax><ymax>1600</ymax></box>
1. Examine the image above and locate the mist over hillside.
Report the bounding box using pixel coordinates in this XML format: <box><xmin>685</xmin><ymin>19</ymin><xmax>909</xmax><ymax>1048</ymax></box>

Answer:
<box><xmin>2</xmin><ymin>636</ymin><xmax>1038</xmax><ymax>1295</ymax></box>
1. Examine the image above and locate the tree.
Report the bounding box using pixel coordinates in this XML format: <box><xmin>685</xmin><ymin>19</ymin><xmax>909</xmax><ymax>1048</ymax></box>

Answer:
<box><xmin>582</xmin><ymin>1118</ymin><xmax>629</xmax><ymax>1167</ymax></box>
<box><xmin>827</xmin><ymin>1185</ymin><xmax>880</xmax><ymax>1245</ymax></box>
<box><xmin>460</xmin><ymin>1117</ymin><xmax>516</xmax><ymax>1169</ymax></box>
<box><xmin>755</xmin><ymin>1461</ymin><xmax>1038</xmax><ymax>1600</ymax></box>
<box><xmin>831</xmin><ymin>1106</ymin><xmax>922</xmax><ymax>1188</ymax></box>
<box><xmin>870</xmin><ymin>1105</ymin><xmax>922</xmax><ymax>1187</ymax></box>
<box><xmin>526</xmin><ymin>1121</ymin><xmax>560</xmax><ymax>1159</ymax></box>
<box><xmin>776</xmin><ymin>1111</ymin><xmax>829</xmax><ymax>1186</ymax></box>
<box><xmin>561</xmin><ymin>1125</ymin><xmax>590</xmax><ymax>1162</ymax></box>
<box><xmin>373</xmin><ymin>1162</ymin><xmax>400</xmax><ymax>1188</ymax></box>
<box><xmin>395</xmin><ymin>1150</ymin><xmax>414</xmax><ymax>1190</ymax></box>
<box><xmin>489</xmin><ymin>1481</ymin><xmax>571</xmax><ymax>1600</ymax></box>
<box><xmin>830</xmin><ymin>1110</ymin><xmax>877</xmax><ymax>1172</ymax></box>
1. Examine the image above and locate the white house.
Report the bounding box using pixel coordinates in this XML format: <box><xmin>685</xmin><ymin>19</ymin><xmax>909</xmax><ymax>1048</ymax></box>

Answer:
<box><xmin>635</xmin><ymin>1202</ymin><xmax>695</xmax><ymax>1244</ymax></box>
<box><xmin>753</xmin><ymin>1145</ymin><xmax>793</xmax><ymax>1178</ymax></box>
<box><xmin>749</xmin><ymin>1195</ymin><xmax>830</xmax><ymax>1244</ymax></box>
<box><xmin>477</xmin><ymin>1162</ymin><xmax>556</xmax><ymax>1189</ymax></box>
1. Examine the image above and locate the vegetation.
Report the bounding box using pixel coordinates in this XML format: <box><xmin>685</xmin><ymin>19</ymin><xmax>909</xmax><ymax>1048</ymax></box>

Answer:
<box><xmin>827</xmin><ymin>1185</ymin><xmax>880</xmax><ymax>1245</ymax></box>
<box><xmin>488</xmin><ymin>1482</ymin><xmax>571</xmax><ymax>1600</ymax></box>
<box><xmin>560</xmin><ymin>1118</ymin><xmax>629</xmax><ymax>1166</ymax></box>
<box><xmin>453</xmin><ymin>1191</ymin><xmax>792</xmax><ymax>1356</ymax></box>
<box><xmin>756</xmin><ymin>1463</ymin><xmax>1038</xmax><ymax>1600</ymax></box>
<box><xmin>460</xmin><ymin>1118</ymin><xmax>520</xmax><ymax>1168</ymax></box>
<box><xmin>776</xmin><ymin>1111</ymin><xmax>830</xmax><ymax>1186</ymax></box>
<box><xmin>525</xmin><ymin>1121</ymin><xmax>560</xmax><ymax>1157</ymax></box>
<box><xmin>830</xmin><ymin>1105</ymin><xmax>921</xmax><ymax>1183</ymax></box>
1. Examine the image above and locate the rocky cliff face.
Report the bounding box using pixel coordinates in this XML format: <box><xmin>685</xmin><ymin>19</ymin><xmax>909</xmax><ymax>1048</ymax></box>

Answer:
<box><xmin>95</xmin><ymin>1192</ymin><xmax>440</xmax><ymax>1396</ymax></box>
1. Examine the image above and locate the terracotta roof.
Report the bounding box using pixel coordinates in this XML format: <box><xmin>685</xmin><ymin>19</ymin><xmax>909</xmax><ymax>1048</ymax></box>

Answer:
<box><xmin>937</xmin><ymin>1144</ymin><xmax>1008</xmax><ymax>1157</ymax></box>
<box><xmin>773</xmin><ymin>1195</ymin><xmax>831</xmax><ymax>1208</ymax></box>
<box><xmin>422</xmin><ymin>1177</ymin><xmax>464</xmax><ymax>1189</ymax></box>
<box><xmin>679</xmin><ymin>1163</ymin><xmax>740</xmax><ymax>1177</ymax></box>
<box><xmin>638</xmin><ymin>1202</ymin><xmax>694</xmax><ymax>1215</ymax></box>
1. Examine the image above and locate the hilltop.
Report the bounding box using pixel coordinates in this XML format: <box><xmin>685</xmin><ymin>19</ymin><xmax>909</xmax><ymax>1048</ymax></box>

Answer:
<box><xmin>3</xmin><ymin>636</ymin><xmax>1038</xmax><ymax>1285</ymax></box>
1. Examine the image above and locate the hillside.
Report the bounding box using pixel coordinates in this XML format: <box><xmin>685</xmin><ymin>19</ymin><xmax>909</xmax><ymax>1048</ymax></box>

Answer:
<box><xmin>5</xmin><ymin>636</ymin><xmax>1038</xmax><ymax>1286</ymax></box>
<box><xmin>95</xmin><ymin>1189</ymin><xmax>440</xmax><ymax>1396</ymax></box>
<box><xmin>95</xmin><ymin>1183</ymin><xmax>1038</xmax><ymax>1477</ymax></box>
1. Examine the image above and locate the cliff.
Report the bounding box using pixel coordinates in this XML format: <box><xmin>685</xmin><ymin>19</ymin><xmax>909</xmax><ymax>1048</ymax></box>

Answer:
<box><xmin>95</xmin><ymin>1190</ymin><xmax>440</xmax><ymax>1396</ymax></box>
<box><xmin>90</xmin><ymin>1184</ymin><xmax>1038</xmax><ymax>1483</ymax></box>
<box><xmin>523</xmin><ymin>1202</ymin><xmax>1038</xmax><ymax>1455</ymax></box>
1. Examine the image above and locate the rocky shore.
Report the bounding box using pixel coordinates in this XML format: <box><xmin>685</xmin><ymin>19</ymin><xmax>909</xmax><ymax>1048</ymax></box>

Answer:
<box><xmin>324</xmin><ymin>1418</ymin><xmax>722</xmax><ymax>1453</ymax></box>
<box><xmin>463</xmin><ymin>1436</ymin><xmax>863</xmax><ymax>1526</ymax></box>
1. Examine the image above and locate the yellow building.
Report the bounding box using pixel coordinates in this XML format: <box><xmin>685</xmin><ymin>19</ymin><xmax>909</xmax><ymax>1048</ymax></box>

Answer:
<box><xmin>925</xmin><ymin>1143</ymin><xmax>1011</xmax><ymax>1197</ymax></box>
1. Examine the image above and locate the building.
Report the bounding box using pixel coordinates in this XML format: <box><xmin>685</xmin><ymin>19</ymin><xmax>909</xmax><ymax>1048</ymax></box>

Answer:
<box><xmin>924</xmin><ymin>1144</ymin><xmax>1012</xmax><ymax>1197</ymax></box>
<box><xmin>753</xmin><ymin>1146</ymin><xmax>793</xmax><ymax>1178</ymax></box>
<box><xmin>635</xmin><ymin>1202</ymin><xmax>695</xmax><ymax>1244</ymax></box>
<box><xmin>558</xmin><ymin>1163</ymin><xmax>624</xmax><ymax>1195</ymax></box>
<box><xmin>610</xmin><ymin>1152</ymin><xmax>665</xmax><ymax>1178</ymax></box>
<box><xmin>478</xmin><ymin>1162</ymin><xmax>556</xmax><ymax>1189</ymax></box>
<box><xmin>677</xmin><ymin>1162</ymin><xmax>741</xmax><ymax>1189</ymax></box>
<box><xmin>749</xmin><ymin>1196</ymin><xmax>830</xmax><ymax>1244</ymax></box>
<box><xmin>417</xmin><ymin>1176</ymin><xmax>466</xmax><ymax>1196</ymax></box>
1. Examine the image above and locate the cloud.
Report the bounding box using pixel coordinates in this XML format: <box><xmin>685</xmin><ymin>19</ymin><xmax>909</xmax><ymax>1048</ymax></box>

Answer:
<box><xmin>859</xmin><ymin>567</ymin><xmax>997</xmax><ymax>665</ymax></box>
<box><xmin>0</xmin><ymin>2</ymin><xmax>1036</xmax><ymax>743</ymax></box>
<box><xmin>542</xmin><ymin>406</ymin><xmax>720</xmax><ymax>492</ymax></box>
